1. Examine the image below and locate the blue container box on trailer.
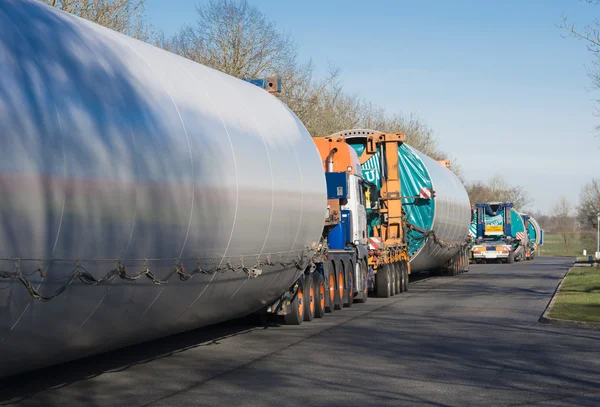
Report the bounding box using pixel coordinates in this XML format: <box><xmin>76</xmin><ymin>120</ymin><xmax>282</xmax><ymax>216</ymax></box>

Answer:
<box><xmin>325</xmin><ymin>172</ymin><xmax>348</xmax><ymax>199</ymax></box>
<box><xmin>325</xmin><ymin>172</ymin><xmax>349</xmax><ymax>249</ymax></box>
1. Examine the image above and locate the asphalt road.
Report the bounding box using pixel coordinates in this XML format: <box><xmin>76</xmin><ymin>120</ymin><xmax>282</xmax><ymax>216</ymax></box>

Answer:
<box><xmin>1</xmin><ymin>257</ymin><xmax>599</xmax><ymax>407</ymax></box>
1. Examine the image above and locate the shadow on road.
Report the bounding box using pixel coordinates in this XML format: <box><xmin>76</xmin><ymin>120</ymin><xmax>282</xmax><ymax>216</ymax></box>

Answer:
<box><xmin>0</xmin><ymin>315</ymin><xmax>273</xmax><ymax>404</ymax></box>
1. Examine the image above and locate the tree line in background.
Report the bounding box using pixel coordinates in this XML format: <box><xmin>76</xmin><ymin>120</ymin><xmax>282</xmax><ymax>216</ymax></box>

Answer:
<box><xmin>529</xmin><ymin>179</ymin><xmax>600</xmax><ymax>253</ymax></box>
<box><xmin>42</xmin><ymin>0</ymin><xmax>543</xmax><ymax>211</ymax></box>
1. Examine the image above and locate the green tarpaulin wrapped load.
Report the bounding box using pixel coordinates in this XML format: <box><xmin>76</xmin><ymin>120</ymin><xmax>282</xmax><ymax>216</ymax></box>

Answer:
<box><xmin>336</xmin><ymin>129</ymin><xmax>472</xmax><ymax>273</ymax></box>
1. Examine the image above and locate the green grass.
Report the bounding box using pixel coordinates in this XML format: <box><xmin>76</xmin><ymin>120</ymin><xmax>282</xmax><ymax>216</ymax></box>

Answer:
<box><xmin>548</xmin><ymin>267</ymin><xmax>600</xmax><ymax>323</ymax></box>
<box><xmin>538</xmin><ymin>233</ymin><xmax>595</xmax><ymax>257</ymax></box>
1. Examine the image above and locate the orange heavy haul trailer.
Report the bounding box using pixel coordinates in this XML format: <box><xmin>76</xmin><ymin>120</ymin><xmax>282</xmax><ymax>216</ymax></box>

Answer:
<box><xmin>264</xmin><ymin>133</ymin><xmax>412</xmax><ymax>325</ymax></box>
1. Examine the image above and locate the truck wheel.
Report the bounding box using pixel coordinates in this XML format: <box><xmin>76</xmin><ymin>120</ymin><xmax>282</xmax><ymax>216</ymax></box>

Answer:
<box><xmin>335</xmin><ymin>260</ymin><xmax>344</xmax><ymax>310</ymax></box>
<box><xmin>343</xmin><ymin>260</ymin><xmax>353</xmax><ymax>307</ymax></box>
<box><xmin>284</xmin><ymin>278</ymin><xmax>303</xmax><ymax>325</ymax></box>
<box><xmin>395</xmin><ymin>262</ymin><xmax>404</xmax><ymax>293</ymax></box>
<box><xmin>508</xmin><ymin>251</ymin><xmax>515</xmax><ymax>264</ymax></box>
<box><xmin>324</xmin><ymin>261</ymin><xmax>336</xmax><ymax>313</ymax></box>
<box><xmin>375</xmin><ymin>264</ymin><xmax>391</xmax><ymax>298</ymax></box>
<box><xmin>463</xmin><ymin>251</ymin><xmax>469</xmax><ymax>272</ymax></box>
<box><xmin>313</xmin><ymin>273</ymin><xmax>325</xmax><ymax>318</ymax></box>
<box><xmin>303</xmin><ymin>274</ymin><xmax>315</xmax><ymax>321</ymax></box>
<box><xmin>390</xmin><ymin>264</ymin><xmax>397</xmax><ymax>296</ymax></box>
<box><xmin>392</xmin><ymin>262</ymin><xmax>402</xmax><ymax>294</ymax></box>
<box><xmin>402</xmin><ymin>261</ymin><xmax>409</xmax><ymax>292</ymax></box>
<box><xmin>397</xmin><ymin>262</ymin><xmax>404</xmax><ymax>293</ymax></box>
<box><xmin>355</xmin><ymin>260</ymin><xmax>368</xmax><ymax>303</ymax></box>
<box><xmin>447</xmin><ymin>260</ymin><xmax>457</xmax><ymax>276</ymax></box>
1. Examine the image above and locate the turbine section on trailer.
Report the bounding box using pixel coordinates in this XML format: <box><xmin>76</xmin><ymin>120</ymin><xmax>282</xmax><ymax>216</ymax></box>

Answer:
<box><xmin>332</xmin><ymin>129</ymin><xmax>472</xmax><ymax>274</ymax></box>
<box><xmin>0</xmin><ymin>0</ymin><xmax>326</xmax><ymax>378</ymax></box>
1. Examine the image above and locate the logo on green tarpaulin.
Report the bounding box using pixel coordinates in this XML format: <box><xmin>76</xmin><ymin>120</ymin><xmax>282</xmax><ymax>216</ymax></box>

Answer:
<box><xmin>363</xmin><ymin>168</ymin><xmax>378</xmax><ymax>185</ymax></box>
<box><xmin>469</xmin><ymin>213</ymin><xmax>504</xmax><ymax>238</ymax></box>
<box><xmin>360</xmin><ymin>145</ymin><xmax>434</xmax><ymax>256</ymax></box>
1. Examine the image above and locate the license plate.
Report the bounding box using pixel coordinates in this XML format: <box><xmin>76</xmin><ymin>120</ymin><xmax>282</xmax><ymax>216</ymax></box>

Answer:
<box><xmin>485</xmin><ymin>253</ymin><xmax>497</xmax><ymax>258</ymax></box>
<box><xmin>485</xmin><ymin>225</ymin><xmax>503</xmax><ymax>233</ymax></box>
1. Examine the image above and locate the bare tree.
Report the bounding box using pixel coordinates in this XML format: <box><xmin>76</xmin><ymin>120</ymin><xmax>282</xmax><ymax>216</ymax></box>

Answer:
<box><xmin>466</xmin><ymin>181</ymin><xmax>494</xmax><ymax>205</ymax></box>
<box><xmin>39</xmin><ymin>0</ymin><xmax>153</xmax><ymax>40</ymax></box>
<box><xmin>560</xmin><ymin>1</ymin><xmax>600</xmax><ymax>132</ymax></box>
<box><xmin>578</xmin><ymin>178</ymin><xmax>600</xmax><ymax>227</ymax></box>
<box><xmin>160</xmin><ymin>0</ymin><xmax>296</xmax><ymax>79</ymax></box>
<box><xmin>552</xmin><ymin>196</ymin><xmax>576</xmax><ymax>251</ymax></box>
<box><xmin>157</xmin><ymin>0</ymin><xmax>454</xmax><ymax>168</ymax></box>
<box><xmin>465</xmin><ymin>175</ymin><xmax>533</xmax><ymax>210</ymax></box>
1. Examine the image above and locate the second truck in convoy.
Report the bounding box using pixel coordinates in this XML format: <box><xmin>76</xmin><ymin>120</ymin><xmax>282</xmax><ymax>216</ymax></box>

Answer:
<box><xmin>267</xmin><ymin>129</ymin><xmax>473</xmax><ymax>324</ymax></box>
<box><xmin>267</xmin><ymin>132</ymin><xmax>411</xmax><ymax>324</ymax></box>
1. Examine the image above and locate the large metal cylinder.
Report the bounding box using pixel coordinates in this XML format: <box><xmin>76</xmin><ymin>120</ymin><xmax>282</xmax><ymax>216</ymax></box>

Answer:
<box><xmin>331</xmin><ymin>129</ymin><xmax>472</xmax><ymax>273</ymax></box>
<box><xmin>0</xmin><ymin>0</ymin><xmax>326</xmax><ymax>378</ymax></box>
<box><xmin>527</xmin><ymin>216</ymin><xmax>542</xmax><ymax>245</ymax></box>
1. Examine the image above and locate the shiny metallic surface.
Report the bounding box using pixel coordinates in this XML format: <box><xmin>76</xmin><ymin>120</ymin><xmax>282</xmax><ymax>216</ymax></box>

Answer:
<box><xmin>0</xmin><ymin>0</ymin><xmax>326</xmax><ymax>378</ymax></box>
<box><xmin>528</xmin><ymin>217</ymin><xmax>542</xmax><ymax>245</ymax></box>
<box><xmin>407</xmin><ymin>147</ymin><xmax>471</xmax><ymax>272</ymax></box>
<box><xmin>331</xmin><ymin>129</ymin><xmax>471</xmax><ymax>273</ymax></box>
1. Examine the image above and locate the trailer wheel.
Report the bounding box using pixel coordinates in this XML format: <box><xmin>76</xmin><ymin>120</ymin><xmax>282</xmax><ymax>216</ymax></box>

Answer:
<box><xmin>343</xmin><ymin>260</ymin><xmax>353</xmax><ymax>307</ymax></box>
<box><xmin>313</xmin><ymin>273</ymin><xmax>326</xmax><ymax>318</ymax></box>
<box><xmin>402</xmin><ymin>261</ymin><xmax>409</xmax><ymax>292</ymax></box>
<box><xmin>392</xmin><ymin>262</ymin><xmax>400</xmax><ymax>294</ymax></box>
<box><xmin>335</xmin><ymin>260</ymin><xmax>344</xmax><ymax>310</ymax></box>
<box><xmin>323</xmin><ymin>261</ymin><xmax>335</xmax><ymax>313</ymax></box>
<box><xmin>392</xmin><ymin>263</ymin><xmax>399</xmax><ymax>293</ymax></box>
<box><xmin>463</xmin><ymin>250</ymin><xmax>469</xmax><ymax>272</ymax></box>
<box><xmin>397</xmin><ymin>262</ymin><xmax>405</xmax><ymax>293</ymax></box>
<box><xmin>302</xmin><ymin>274</ymin><xmax>315</xmax><ymax>322</ymax></box>
<box><xmin>355</xmin><ymin>260</ymin><xmax>368</xmax><ymax>303</ymax></box>
<box><xmin>507</xmin><ymin>251</ymin><xmax>515</xmax><ymax>264</ymax></box>
<box><xmin>390</xmin><ymin>264</ymin><xmax>397</xmax><ymax>296</ymax></box>
<box><xmin>284</xmin><ymin>278</ymin><xmax>304</xmax><ymax>325</ymax></box>
<box><xmin>375</xmin><ymin>264</ymin><xmax>391</xmax><ymax>298</ymax></box>
<box><xmin>447</xmin><ymin>260</ymin><xmax>458</xmax><ymax>276</ymax></box>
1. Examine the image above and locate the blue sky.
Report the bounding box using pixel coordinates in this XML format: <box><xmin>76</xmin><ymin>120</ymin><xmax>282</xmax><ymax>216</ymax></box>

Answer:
<box><xmin>145</xmin><ymin>0</ymin><xmax>599</xmax><ymax>213</ymax></box>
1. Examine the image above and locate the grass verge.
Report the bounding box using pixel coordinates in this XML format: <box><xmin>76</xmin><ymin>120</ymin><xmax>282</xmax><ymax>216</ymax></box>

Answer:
<box><xmin>547</xmin><ymin>267</ymin><xmax>600</xmax><ymax>323</ymax></box>
<box><xmin>539</xmin><ymin>233</ymin><xmax>590</xmax><ymax>257</ymax></box>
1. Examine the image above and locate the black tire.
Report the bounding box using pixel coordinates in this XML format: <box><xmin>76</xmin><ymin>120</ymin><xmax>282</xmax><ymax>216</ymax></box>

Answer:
<box><xmin>303</xmin><ymin>274</ymin><xmax>315</xmax><ymax>322</ymax></box>
<box><xmin>313</xmin><ymin>273</ymin><xmax>325</xmax><ymax>318</ymax></box>
<box><xmin>355</xmin><ymin>259</ymin><xmax>368</xmax><ymax>303</ymax></box>
<box><xmin>284</xmin><ymin>278</ymin><xmax>303</xmax><ymax>325</ymax></box>
<box><xmin>397</xmin><ymin>262</ymin><xmax>405</xmax><ymax>293</ymax></box>
<box><xmin>447</xmin><ymin>260</ymin><xmax>457</xmax><ymax>276</ymax></box>
<box><xmin>324</xmin><ymin>261</ymin><xmax>336</xmax><ymax>313</ymax></box>
<box><xmin>390</xmin><ymin>264</ymin><xmax>396</xmax><ymax>296</ymax></box>
<box><xmin>334</xmin><ymin>260</ymin><xmax>344</xmax><ymax>310</ymax></box>
<box><xmin>402</xmin><ymin>261</ymin><xmax>409</xmax><ymax>292</ymax></box>
<box><xmin>474</xmin><ymin>259</ymin><xmax>482</xmax><ymax>265</ymax></box>
<box><xmin>507</xmin><ymin>251</ymin><xmax>515</xmax><ymax>264</ymax></box>
<box><xmin>343</xmin><ymin>260</ymin><xmax>354</xmax><ymax>307</ymax></box>
<box><xmin>397</xmin><ymin>262</ymin><xmax>404</xmax><ymax>293</ymax></box>
<box><xmin>375</xmin><ymin>264</ymin><xmax>392</xmax><ymax>298</ymax></box>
